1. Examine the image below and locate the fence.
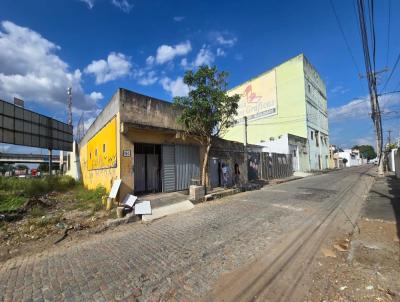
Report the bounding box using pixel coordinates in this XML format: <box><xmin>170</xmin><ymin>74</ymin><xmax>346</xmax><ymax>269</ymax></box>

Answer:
<box><xmin>248</xmin><ymin>152</ymin><xmax>293</xmax><ymax>181</ymax></box>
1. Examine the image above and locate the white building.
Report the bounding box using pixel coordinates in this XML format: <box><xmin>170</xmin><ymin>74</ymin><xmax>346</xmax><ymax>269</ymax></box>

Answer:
<box><xmin>338</xmin><ymin>149</ymin><xmax>367</xmax><ymax>167</ymax></box>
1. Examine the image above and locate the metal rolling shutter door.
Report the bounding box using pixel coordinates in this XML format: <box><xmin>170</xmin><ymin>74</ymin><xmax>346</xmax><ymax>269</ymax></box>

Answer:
<box><xmin>175</xmin><ymin>145</ymin><xmax>200</xmax><ymax>191</ymax></box>
<box><xmin>162</xmin><ymin>145</ymin><xmax>176</xmax><ymax>192</ymax></box>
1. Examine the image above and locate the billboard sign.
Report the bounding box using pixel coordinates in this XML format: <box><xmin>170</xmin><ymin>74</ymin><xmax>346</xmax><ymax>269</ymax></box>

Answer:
<box><xmin>229</xmin><ymin>69</ymin><xmax>278</xmax><ymax>123</ymax></box>
<box><xmin>14</xmin><ymin>97</ymin><xmax>24</xmax><ymax>108</ymax></box>
<box><xmin>0</xmin><ymin>99</ymin><xmax>73</xmax><ymax>151</ymax></box>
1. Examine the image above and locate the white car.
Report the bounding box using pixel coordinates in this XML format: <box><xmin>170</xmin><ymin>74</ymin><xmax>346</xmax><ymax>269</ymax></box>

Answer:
<box><xmin>369</xmin><ymin>158</ymin><xmax>378</xmax><ymax>165</ymax></box>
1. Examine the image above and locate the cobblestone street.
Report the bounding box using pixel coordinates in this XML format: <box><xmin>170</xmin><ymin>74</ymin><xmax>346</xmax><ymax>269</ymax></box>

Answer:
<box><xmin>0</xmin><ymin>166</ymin><xmax>373</xmax><ymax>301</ymax></box>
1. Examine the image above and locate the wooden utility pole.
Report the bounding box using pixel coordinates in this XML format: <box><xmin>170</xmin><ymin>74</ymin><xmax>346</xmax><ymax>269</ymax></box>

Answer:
<box><xmin>356</xmin><ymin>0</ymin><xmax>385</xmax><ymax>175</ymax></box>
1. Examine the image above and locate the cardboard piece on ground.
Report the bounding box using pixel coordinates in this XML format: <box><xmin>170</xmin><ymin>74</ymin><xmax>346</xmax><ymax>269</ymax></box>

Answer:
<box><xmin>122</xmin><ymin>194</ymin><xmax>137</xmax><ymax>208</ymax></box>
<box><xmin>135</xmin><ymin>201</ymin><xmax>152</xmax><ymax>215</ymax></box>
<box><xmin>109</xmin><ymin>179</ymin><xmax>122</xmax><ymax>199</ymax></box>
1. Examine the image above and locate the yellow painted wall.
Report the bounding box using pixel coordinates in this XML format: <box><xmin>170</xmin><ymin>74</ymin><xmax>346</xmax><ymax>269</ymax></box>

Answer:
<box><xmin>79</xmin><ymin>115</ymin><xmax>120</xmax><ymax>192</ymax></box>
<box><xmin>87</xmin><ymin>117</ymin><xmax>117</xmax><ymax>170</ymax></box>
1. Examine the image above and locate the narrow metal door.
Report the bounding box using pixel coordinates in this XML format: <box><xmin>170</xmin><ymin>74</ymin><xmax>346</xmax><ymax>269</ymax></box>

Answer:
<box><xmin>134</xmin><ymin>154</ymin><xmax>146</xmax><ymax>193</ymax></box>
<box><xmin>146</xmin><ymin>154</ymin><xmax>159</xmax><ymax>192</ymax></box>
<box><xmin>162</xmin><ymin>145</ymin><xmax>176</xmax><ymax>192</ymax></box>
<box><xmin>289</xmin><ymin>144</ymin><xmax>299</xmax><ymax>172</ymax></box>
<box><xmin>209</xmin><ymin>157</ymin><xmax>220</xmax><ymax>188</ymax></box>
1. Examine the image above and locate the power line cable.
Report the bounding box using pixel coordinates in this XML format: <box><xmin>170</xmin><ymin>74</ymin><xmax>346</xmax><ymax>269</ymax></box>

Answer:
<box><xmin>330</xmin><ymin>0</ymin><xmax>362</xmax><ymax>75</ymax></box>
<box><xmin>381</xmin><ymin>52</ymin><xmax>400</xmax><ymax>92</ymax></box>
<box><xmin>385</xmin><ymin>0</ymin><xmax>391</xmax><ymax>68</ymax></box>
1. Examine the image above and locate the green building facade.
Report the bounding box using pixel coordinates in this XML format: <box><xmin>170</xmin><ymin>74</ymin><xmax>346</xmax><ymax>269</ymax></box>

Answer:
<box><xmin>223</xmin><ymin>54</ymin><xmax>329</xmax><ymax>171</ymax></box>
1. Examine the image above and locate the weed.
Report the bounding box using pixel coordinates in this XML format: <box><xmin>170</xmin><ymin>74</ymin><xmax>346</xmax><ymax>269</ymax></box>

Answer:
<box><xmin>0</xmin><ymin>176</ymin><xmax>77</xmax><ymax>212</ymax></box>
<box><xmin>0</xmin><ymin>194</ymin><xmax>26</xmax><ymax>212</ymax></box>
<box><xmin>0</xmin><ymin>176</ymin><xmax>76</xmax><ymax>198</ymax></box>
<box><xmin>28</xmin><ymin>213</ymin><xmax>63</xmax><ymax>228</ymax></box>
<box><xmin>29</xmin><ymin>206</ymin><xmax>46</xmax><ymax>218</ymax></box>
<box><xmin>72</xmin><ymin>186</ymin><xmax>106</xmax><ymax>212</ymax></box>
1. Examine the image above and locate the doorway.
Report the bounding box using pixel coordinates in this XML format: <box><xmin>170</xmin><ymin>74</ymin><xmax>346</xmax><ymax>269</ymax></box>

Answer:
<box><xmin>134</xmin><ymin>143</ymin><xmax>161</xmax><ymax>194</ymax></box>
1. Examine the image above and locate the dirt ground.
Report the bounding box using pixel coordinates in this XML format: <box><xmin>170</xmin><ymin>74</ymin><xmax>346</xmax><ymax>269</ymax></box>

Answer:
<box><xmin>0</xmin><ymin>190</ymin><xmax>116</xmax><ymax>263</ymax></box>
<box><xmin>305</xmin><ymin>218</ymin><xmax>400</xmax><ymax>302</ymax></box>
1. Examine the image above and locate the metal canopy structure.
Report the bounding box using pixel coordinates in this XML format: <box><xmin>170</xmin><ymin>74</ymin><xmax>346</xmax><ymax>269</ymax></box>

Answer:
<box><xmin>0</xmin><ymin>99</ymin><xmax>73</xmax><ymax>151</ymax></box>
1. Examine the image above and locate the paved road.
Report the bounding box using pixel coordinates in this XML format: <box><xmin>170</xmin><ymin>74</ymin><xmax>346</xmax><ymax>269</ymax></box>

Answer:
<box><xmin>0</xmin><ymin>166</ymin><xmax>374</xmax><ymax>302</ymax></box>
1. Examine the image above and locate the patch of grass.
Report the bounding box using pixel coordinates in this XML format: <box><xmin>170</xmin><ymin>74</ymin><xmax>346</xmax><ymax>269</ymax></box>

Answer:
<box><xmin>71</xmin><ymin>185</ymin><xmax>106</xmax><ymax>213</ymax></box>
<box><xmin>0</xmin><ymin>176</ymin><xmax>77</xmax><ymax>212</ymax></box>
<box><xmin>0</xmin><ymin>221</ymin><xmax>7</xmax><ymax>232</ymax></box>
<box><xmin>0</xmin><ymin>194</ymin><xmax>26</xmax><ymax>212</ymax></box>
<box><xmin>29</xmin><ymin>206</ymin><xmax>46</xmax><ymax>218</ymax></box>
<box><xmin>28</xmin><ymin>213</ymin><xmax>63</xmax><ymax>228</ymax></box>
<box><xmin>0</xmin><ymin>176</ymin><xmax>76</xmax><ymax>198</ymax></box>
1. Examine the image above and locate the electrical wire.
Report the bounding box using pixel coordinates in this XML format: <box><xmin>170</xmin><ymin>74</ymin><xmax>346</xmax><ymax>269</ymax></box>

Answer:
<box><xmin>381</xmin><ymin>52</ymin><xmax>400</xmax><ymax>93</ymax></box>
<box><xmin>385</xmin><ymin>0</ymin><xmax>391</xmax><ymax>68</ymax></box>
<box><xmin>329</xmin><ymin>0</ymin><xmax>362</xmax><ymax>75</ymax></box>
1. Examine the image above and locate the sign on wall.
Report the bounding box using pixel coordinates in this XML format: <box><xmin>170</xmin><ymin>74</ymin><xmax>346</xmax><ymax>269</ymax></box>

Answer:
<box><xmin>230</xmin><ymin>69</ymin><xmax>278</xmax><ymax>123</ymax></box>
<box><xmin>0</xmin><ymin>99</ymin><xmax>73</xmax><ymax>151</ymax></box>
<box><xmin>87</xmin><ymin>117</ymin><xmax>117</xmax><ymax>170</ymax></box>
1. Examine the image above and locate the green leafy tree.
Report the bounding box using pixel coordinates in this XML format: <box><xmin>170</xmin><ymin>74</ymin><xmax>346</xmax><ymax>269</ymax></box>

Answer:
<box><xmin>173</xmin><ymin>66</ymin><xmax>240</xmax><ymax>187</ymax></box>
<box><xmin>0</xmin><ymin>163</ymin><xmax>13</xmax><ymax>175</ymax></box>
<box><xmin>352</xmin><ymin>145</ymin><xmax>377</xmax><ymax>160</ymax></box>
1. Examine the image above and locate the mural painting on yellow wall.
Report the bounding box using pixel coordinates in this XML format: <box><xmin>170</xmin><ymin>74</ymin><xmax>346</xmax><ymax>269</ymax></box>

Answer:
<box><xmin>229</xmin><ymin>69</ymin><xmax>278</xmax><ymax>122</ymax></box>
<box><xmin>87</xmin><ymin>117</ymin><xmax>117</xmax><ymax>170</ymax></box>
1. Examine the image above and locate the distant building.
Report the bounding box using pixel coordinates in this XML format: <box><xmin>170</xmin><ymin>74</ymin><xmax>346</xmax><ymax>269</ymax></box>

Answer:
<box><xmin>329</xmin><ymin>145</ymin><xmax>346</xmax><ymax>169</ymax></box>
<box><xmin>223</xmin><ymin>54</ymin><xmax>329</xmax><ymax>171</ymax></box>
<box><xmin>338</xmin><ymin>148</ymin><xmax>367</xmax><ymax>167</ymax></box>
<box><xmin>257</xmin><ymin>133</ymin><xmax>308</xmax><ymax>172</ymax></box>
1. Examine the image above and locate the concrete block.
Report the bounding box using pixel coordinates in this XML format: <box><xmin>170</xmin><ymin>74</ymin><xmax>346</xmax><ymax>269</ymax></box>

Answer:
<box><xmin>189</xmin><ymin>185</ymin><xmax>205</xmax><ymax>201</ymax></box>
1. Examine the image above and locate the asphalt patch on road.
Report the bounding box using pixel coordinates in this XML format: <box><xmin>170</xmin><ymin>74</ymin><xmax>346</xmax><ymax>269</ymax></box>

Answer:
<box><xmin>295</xmin><ymin>187</ymin><xmax>339</xmax><ymax>202</ymax></box>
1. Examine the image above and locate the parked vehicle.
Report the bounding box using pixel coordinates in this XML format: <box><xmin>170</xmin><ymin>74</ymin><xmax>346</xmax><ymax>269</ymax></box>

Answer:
<box><xmin>368</xmin><ymin>157</ymin><xmax>378</xmax><ymax>165</ymax></box>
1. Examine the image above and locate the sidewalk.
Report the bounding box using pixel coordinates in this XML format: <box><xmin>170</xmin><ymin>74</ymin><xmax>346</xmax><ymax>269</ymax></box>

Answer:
<box><xmin>305</xmin><ymin>172</ymin><xmax>400</xmax><ymax>302</ymax></box>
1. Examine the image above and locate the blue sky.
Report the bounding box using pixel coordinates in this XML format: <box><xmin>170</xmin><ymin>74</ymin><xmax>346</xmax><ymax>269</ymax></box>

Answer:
<box><xmin>0</xmin><ymin>0</ymin><xmax>399</xmax><ymax>155</ymax></box>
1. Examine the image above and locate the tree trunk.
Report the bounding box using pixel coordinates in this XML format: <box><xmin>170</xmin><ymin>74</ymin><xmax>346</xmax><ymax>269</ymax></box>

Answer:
<box><xmin>201</xmin><ymin>137</ymin><xmax>212</xmax><ymax>189</ymax></box>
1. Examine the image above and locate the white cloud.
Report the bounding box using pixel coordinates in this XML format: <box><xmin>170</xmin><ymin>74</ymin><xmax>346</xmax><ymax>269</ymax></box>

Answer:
<box><xmin>79</xmin><ymin>0</ymin><xmax>133</xmax><ymax>12</ymax></box>
<box><xmin>136</xmin><ymin>70</ymin><xmax>158</xmax><ymax>86</ymax></box>
<box><xmin>354</xmin><ymin>137</ymin><xmax>375</xmax><ymax>146</ymax></box>
<box><xmin>181</xmin><ymin>45</ymin><xmax>215</xmax><ymax>69</ymax></box>
<box><xmin>212</xmin><ymin>31</ymin><xmax>237</xmax><ymax>47</ymax></box>
<box><xmin>111</xmin><ymin>0</ymin><xmax>133</xmax><ymax>13</ymax></box>
<box><xmin>193</xmin><ymin>46</ymin><xmax>214</xmax><ymax>66</ymax></box>
<box><xmin>173</xmin><ymin>16</ymin><xmax>185</xmax><ymax>22</ymax></box>
<box><xmin>79</xmin><ymin>0</ymin><xmax>95</xmax><ymax>9</ymax></box>
<box><xmin>153</xmin><ymin>41</ymin><xmax>192</xmax><ymax>64</ymax></box>
<box><xmin>329</xmin><ymin>92</ymin><xmax>400</xmax><ymax>122</ymax></box>
<box><xmin>160</xmin><ymin>77</ymin><xmax>189</xmax><ymax>97</ymax></box>
<box><xmin>216</xmin><ymin>48</ymin><xmax>226</xmax><ymax>57</ymax></box>
<box><xmin>146</xmin><ymin>55</ymin><xmax>155</xmax><ymax>65</ymax></box>
<box><xmin>89</xmin><ymin>91</ymin><xmax>103</xmax><ymax>101</ymax></box>
<box><xmin>84</xmin><ymin>52</ymin><xmax>132</xmax><ymax>84</ymax></box>
<box><xmin>331</xmin><ymin>85</ymin><xmax>349</xmax><ymax>95</ymax></box>
<box><xmin>0</xmin><ymin>21</ymin><xmax>100</xmax><ymax>111</ymax></box>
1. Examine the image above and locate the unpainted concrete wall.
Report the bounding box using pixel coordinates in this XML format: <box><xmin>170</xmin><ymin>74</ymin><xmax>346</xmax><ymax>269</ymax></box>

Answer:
<box><xmin>209</xmin><ymin>137</ymin><xmax>248</xmax><ymax>186</ymax></box>
<box><xmin>119</xmin><ymin>88</ymin><xmax>184</xmax><ymax>131</ymax></box>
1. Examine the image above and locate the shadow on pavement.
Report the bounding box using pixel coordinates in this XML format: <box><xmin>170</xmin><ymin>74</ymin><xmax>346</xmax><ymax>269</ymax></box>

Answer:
<box><xmin>388</xmin><ymin>175</ymin><xmax>400</xmax><ymax>241</ymax></box>
<box><xmin>365</xmin><ymin>173</ymin><xmax>400</xmax><ymax>241</ymax></box>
